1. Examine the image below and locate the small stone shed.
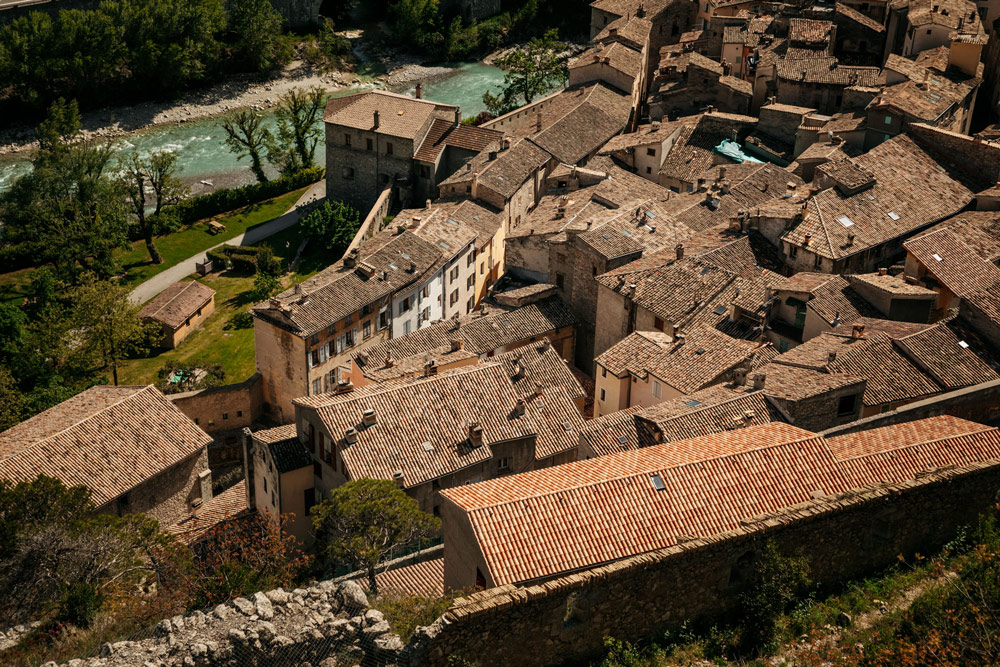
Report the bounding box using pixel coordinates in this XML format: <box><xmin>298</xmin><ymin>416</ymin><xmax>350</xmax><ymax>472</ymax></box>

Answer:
<box><xmin>140</xmin><ymin>280</ymin><xmax>216</xmax><ymax>349</ymax></box>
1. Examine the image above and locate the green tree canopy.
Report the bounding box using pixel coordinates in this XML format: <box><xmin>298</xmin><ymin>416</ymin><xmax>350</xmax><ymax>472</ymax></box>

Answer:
<box><xmin>299</xmin><ymin>200</ymin><xmax>362</xmax><ymax>254</ymax></box>
<box><xmin>483</xmin><ymin>28</ymin><xmax>567</xmax><ymax>116</ymax></box>
<box><xmin>312</xmin><ymin>478</ymin><xmax>440</xmax><ymax>593</ymax></box>
<box><xmin>269</xmin><ymin>86</ymin><xmax>327</xmax><ymax>176</ymax></box>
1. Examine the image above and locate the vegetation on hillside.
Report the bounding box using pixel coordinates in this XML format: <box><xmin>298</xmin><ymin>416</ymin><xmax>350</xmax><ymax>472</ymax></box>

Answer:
<box><xmin>595</xmin><ymin>511</ymin><xmax>1000</xmax><ymax>667</ymax></box>
<box><xmin>0</xmin><ymin>0</ymin><xmax>291</xmax><ymax>119</ymax></box>
<box><xmin>482</xmin><ymin>28</ymin><xmax>569</xmax><ymax>116</ymax></box>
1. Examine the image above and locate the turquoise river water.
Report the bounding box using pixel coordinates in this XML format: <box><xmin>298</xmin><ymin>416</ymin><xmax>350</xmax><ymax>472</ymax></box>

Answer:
<box><xmin>0</xmin><ymin>62</ymin><xmax>509</xmax><ymax>192</ymax></box>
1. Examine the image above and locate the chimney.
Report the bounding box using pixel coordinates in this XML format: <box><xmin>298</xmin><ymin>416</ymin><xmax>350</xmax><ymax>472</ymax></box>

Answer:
<box><xmin>878</xmin><ymin>267</ymin><xmax>888</xmax><ymax>276</ymax></box>
<box><xmin>675</xmin><ymin>243</ymin><xmax>685</xmax><ymax>260</ymax></box>
<box><xmin>450</xmin><ymin>338</ymin><xmax>464</xmax><ymax>352</ymax></box>
<box><xmin>503</xmin><ymin>137</ymin><xmax>512</xmax><ymax>150</ymax></box>
<box><xmin>828</xmin><ymin>350</ymin><xmax>838</xmax><ymax>363</ymax></box>
<box><xmin>515</xmin><ymin>398</ymin><xmax>527</xmax><ymax>415</ymax></box>
<box><xmin>851</xmin><ymin>323</ymin><xmax>866</xmax><ymax>338</ymax></box>
<box><xmin>384</xmin><ymin>354</ymin><xmax>394</xmax><ymax>368</ymax></box>
<box><xmin>373</xmin><ymin>110</ymin><xmax>380</xmax><ymax>130</ymax></box>
<box><xmin>719</xmin><ymin>166</ymin><xmax>727</xmax><ymax>179</ymax></box>
<box><xmin>344</xmin><ymin>249</ymin><xmax>358</xmax><ymax>268</ymax></box>
<box><xmin>469</xmin><ymin>422</ymin><xmax>485</xmax><ymax>447</ymax></box>
<box><xmin>471</xmin><ymin>171</ymin><xmax>479</xmax><ymax>199</ymax></box>
<box><xmin>847</xmin><ymin>232</ymin><xmax>855</xmax><ymax>246</ymax></box>
<box><xmin>455</xmin><ymin>108</ymin><xmax>461</xmax><ymax>125</ymax></box>
<box><xmin>392</xmin><ymin>469</ymin><xmax>404</xmax><ymax>487</ymax></box>
<box><xmin>803</xmin><ymin>233</ymin><xmax>811</xmax><ymax>246</ymax></box>
<box><xmin>488</xmin><ymin>150</ymin><xmax>498</xmax><ymax>161</ymax></box>
<box><xmin>832</xmin><ymin>310</ymin><xmax>841</xmax><ymax>326</ymax></box>
<box><xmin>335</xmin><ymin>380</ymin><xmax>354</xmax><ymax>394</ymax></box>
<box><xmin>609</xmin><ymin>27</ymin><xmax>618</xmax><ymax>37</ymax></box>
<box><xmin>423</xmin><ymin>358</ymin><xmax>437</xmax><ymax>376</ymax></box>
<box><xmin>426</xmin><ymin>199</ymin><xmax>432</xmax><ymax>208</ymax></box>
<box><xmin>535</xmin><ymin>380</ymin><xmax>545</xmax><ymax>397</ymax></box>
<box><xmin>672</xmin><ymin>324</ymin><xmax>680</xmax><ymax>339</ymax></box>
<box><xmin>743</xmin><ymin>410</ymin><xmax>755</xmax><ymax>424</ymax></box>
<box><xmin>753</xmin><ymin>373</ymin><xmax>766</xmax><ymax>390</ymax></box>
<box><xmin>720</xmin><ymin>180</ymin><xmax>731</xmax><ymax>195</ymax></box>
<box><xmin>415</xmin><ymin>82</ymin><xmax>423</xmax><ymax>99</ymax></box>
<box><xmin>362</xmin><ymin>408</ymin><xmax>377</xmax><ymax>427</ymax></box>
<box><xmin>345</xmin><ymin>427</ymin><xmax>359</xmax><ymax>444</ymax></box>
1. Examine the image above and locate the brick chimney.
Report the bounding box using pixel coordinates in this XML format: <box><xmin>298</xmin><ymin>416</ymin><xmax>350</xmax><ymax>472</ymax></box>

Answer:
<box><xmin>753</xmin><ymin>373</ymin><xmax>766</xmax><ymax>390</ymax></box>
<box><xmin>851</xmin><ymin>323</ymin><xmax>866</xmax><ymax>338</ymax></box>
<box><xmin>515</xmin><ymin>398</ymin><xmax>527</xmax><ymax>415</ymax></box>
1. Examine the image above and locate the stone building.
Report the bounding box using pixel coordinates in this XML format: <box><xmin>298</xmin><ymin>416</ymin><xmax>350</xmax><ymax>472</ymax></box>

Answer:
<box><xmin>902</xmin><ymin>226</ymin><xmax>1000</xmax><ymax>315</ymax></box>
<box><xmin>884</xmin><ymin>0</ymin><xmax>986</xmax><ymax>59</ymax></box>
<box><xmin>848</xmin><ymin>269</ymin><xmax>938</xmax><ymax>322</ymax></box>
<box><xmin>440</xmin><ymin>416</ymin><xmax>1000</xmax><ymax>590</ymax></box>
<box><xmin>139</xmin><ymin>280</ymin><xmax>215</xmax><ymax>349</ymax></box>
<box><xmin>323</xmin><ymin>90</ymin><xmax>499</xmax><ymax>212</ymax></box>
<box><xmin>593</xmin><ymin>326</ymin><xmax>770</xmax><ymax>416</ymax></box>
<box><xmin>251</xmin><ymin>228</ymin><xmax>442</xmax><ymax>422</ymax></box>
<box><xmin>649</xmin><ymin>50</ymin><xmax>753</xmax><ymax>118</ymax></box>
<box><xmin>245</xmin><ymin>423</ymin><xmax>315</xmax><ymax>546</ymax></box>
<box><xmin>290</xmin><ymin>362</ymin><xmax>585</xmax><ymax>516</ymax></box>
<box><xmin>0</xmin><ymin>385</ymin><xmax>213</xmax><ymax>527</ymax></box>
<box><xmin>834</xmin><ymin>2</ymin><xmax>887</xmax><ymax>66</ymax></box>
<box><xmin>763</xmin><ymin>272</ymin><xmax>878</xmax><ymax>352</ymax></box>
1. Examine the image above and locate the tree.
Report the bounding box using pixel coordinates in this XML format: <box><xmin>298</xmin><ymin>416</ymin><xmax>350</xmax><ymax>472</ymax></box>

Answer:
<box><xmin>221</xmin><ymin>109</ymin><xmax>273</xmax><ymax>183</ymax></box>
<box><xmin>737</xmin><ymin>540</ymin><xmax>811</xmax><ymax>654</ymax></box>
<box><xmin>269</xmin><ymin>86</ymin><xmax>326</xmax><ymax>176</ymax></box>
<box><xmin>0</xmin><ymin>369</ymin><xmax>22</xmax><ymax>432</ymax></box>
<box><xmin>120</xmin><ymin>149</ymin><xmax>188</xmax><ymax>264</ymax></box>
<box><xmin>188</xmin><ymin>512</ymin><xmax>310</xmax><ymax>608</ymax></box>
<box><xmin>250</xmin><ymin>272</ymin><xmax>279</xmax><ymax>302</ymax></box>
<box><xmin>299</xmin><ymin>200</ymin><xmax>361</xmax><ymax>253</ymax></box>
<box><xmin>482</xmin><ymin>28</ymin><xmax>567</xmax><ymax>116</ymax></box>
<box><xmin>0</xmin><ymin>475</ymin><xmax>188</xmax><ymax>627</ymax></box>
<box><xmin>72</xmin><ymin>276</ymin><xmax>158</xmax><ymax>386</ymax></box>
<box><xmin>312</xmin><ymin>479</ymin><xmax>440</xmax><ymax>594</ymax></box>
<box><xmin>226</xmin><ymin>0</ymin><xmax>288</xmax><ymax>72</ymax></box>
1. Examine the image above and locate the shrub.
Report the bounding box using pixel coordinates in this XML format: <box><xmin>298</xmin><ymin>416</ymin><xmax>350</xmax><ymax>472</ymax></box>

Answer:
<box><xmin>57</xmin><ymin>581</ymin><xmax>104</xmax><ymax>628</ymax></box>
<box><xmin>737</xmin><ymin>541</ymin><xmax>811</xmax><ymax>655</ymax></box>
<box><xmin>205</xmin><ymin>248</ymin><xmax>230</xmax><ymax>270</ymax></box>
<box><xmin>373</xmin><ymin>589</ymin><xmax>462</xmax><ymax>641</ymax></box>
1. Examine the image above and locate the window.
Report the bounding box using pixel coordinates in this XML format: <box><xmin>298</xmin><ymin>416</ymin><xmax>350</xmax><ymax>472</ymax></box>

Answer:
<box><xmin>467</xmin><ymin>252</ymin><xmax>475</xmax><ymax>267</ymax></box>
<box><xmin>480</xmin><ymin>262</ymin><xmax>485</xmax><ymax>275</ymax></box>
<box><xmin>223</xmin><ymin>413</ymin><xmax>228</xmax><ymax>420</ymax></box>
<box><xmin>344</xmin><ymin>133</ymin><xmax>351</xmax><ymax>146</ymax></box>
<box><xmin>404</xmin><ymin>320</ymin><xmax>411</xmax><ymax>335</ymax></box>
<box><xmin>419</xmin><ymin>165</ymin><xmax>430</xmax><ymax>178</ymax></box>
<box><xmin>467</xmin><ymin>275</ymin><xmax>475</xmax><ymax>289</ymax></box>
<box><xmin>814</xmin><ymin>255</ymin><xmax>823</xmax><ymax>270</ymax></box>
<box><xmin>600</xmin><ymin>388</ymin><xmax>606</xmax><ymax>401</ymax></box>
<box><xmin>378</xmin><ymin>308</ymin><xmax>388</xmax><ymax>330</ymax></box>
<box><xmin>497</xmin><ymin>457</ymin><xmax>511</xmax><ymax>471</ymax></box>
<box><xmin>386</xmin><ymin>142</ymin><xmax>393</xmax><ymax>155</ymax></box>
<box><xmin>399</xmin><ymin>297</ymin><xmax>411</xmax><ymax>314</ymax></box>
<box><xmin>555</xmin><ymin>273</ymin><xmax>565</xmax><ymax>288</ymax></box>
<box><xmin>778</xmin><ymin>339</ymin><xmax>789</xmax><ymax>353</ymax></box>
<box><xmin>342</xmin><ymin>167</ymin><xmax>355</xmax><ymax>180</ymax></box>
<box><xmin>601</xmin><ymin>367</ymin><xmax>607</xmax><ymax>378</ymax></box>
<box><xmin>652</xmin><ymin>380</ymin><xmax>662</xmax><ymax>399</ymax></box>
<box><xmin>237</xmin><ymin>410</ymin><xmax>243</xmax><ymax>417</ymax></box>
<box><xmin>467</xmin><ymin>296</ymin><xmax>474</xmax><ymax>313</ymax></box>
<box><xmin>450</xmin><ymin>289</ymin><xmax>459</xmax><ymax>305</ymax></box>
<box><xmin>884</xmin><ymin>115</ymin><xmax>892</xmax><ymax>125</ymax></box>
<box><xmin>646</xmin><ymin>166</ymin><xmax>652</xmax><ymax>174</ymax></box>
<box><xmin>363</xmin><ymin>321</ymin><xmax>372</xmax><ymax>338</ymax></box>
<box><xmin>308</xmin><ymin>423</ymin><xmax>316</xmax><ymax>454</ymax></box>
<box><xmin>433</xmin><ymin>505</ymin><xmax>440</xmax><ymax>517</ymax></box>
<box><xmin>646</xmin><ymin>148</ymin><xmax>656</xmax><ymax>156</ymax></box>
<box><xmin>312</xmin><ymin>378</ymin><xmax>322</xmax><ymax>395</ymax></box>
<box><xmin>837</xmin><ymin>394</ymin><xmax>857</xmax><ymax>417</ymax></box>
<box><xmin>450</xmin><ymin>266</ymin><xmax>459</xmax><ymax>283</ymax></box>
<box><xmin>361</xmin><ymin>303</ymin><xmax>373</xmax><ymax>317</ymax></box>
<box><xmin>194</xmin><ymin>418</ymin><xmax>199</xmax><ymax>424</ymax></box>
<box><xmin>263</xmin><ymin>477</ymin><xmax>267</xmax><ymax>493</ymax></box>
<box><xmin>304</xmin><ymin>488</ymin><xmax>316</xmax><ymax>515</ymax></box>
<box><xmin>653</xmin><ymin>317</ymin><xmax>665</xmax><ymax>331</ymax></box>
<box><xmin>789</xmin><ymin>245</ymin><xmax>798</xmax><ymax>259</ymax></box>
<box><xmin>366</xmin><ymin>138</ymin><xmax>373</xmax><ymax>151</ymax></box>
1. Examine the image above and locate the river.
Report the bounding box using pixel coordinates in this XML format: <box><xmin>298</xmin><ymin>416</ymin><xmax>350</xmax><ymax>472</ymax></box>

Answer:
<box><xmin>0</xmin><ymin>62</ymin><xmax>509</xmax><ymax>193</ymax></box>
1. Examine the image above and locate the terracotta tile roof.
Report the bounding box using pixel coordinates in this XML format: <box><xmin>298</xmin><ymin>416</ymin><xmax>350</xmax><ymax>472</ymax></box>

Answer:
<box><xmin>645</xmin><ymin>328</ymin><xmax>765</xmax><ymax>394</ymax></box>
<box><xmin>439</xmin><ymin>138</ymin><xmax>552</xmax><ymax>199</ymax></box>
<box><xmin>849</xmin><ymin>272</ymin><xmax>938</xmax><ymax>296</ymax></box>
<box><xmin>571</xmin><ymin>41</ymin><xmax>644</xmax><ymax>81</ymax></box>
<box><xmin>599</xmin><ymin>121</ymin><xmax>686</xmax><ymax>153</ymax></box>
<box><xmin>412</xmin><ymin>118</ymin><xmax>503</xmax><ymax>163</ymax></box>
<box><xmin>356</xmin><ymin>296</ymin><xmax>575</xmax><ymax>372</ymax></box>
<box><xmin>268</xmin><ymin>436</ymin><xmax>314</xmax><ymax>474</ymax></box>
<box><xmin>357</xmin><ymin>556</ymin><xmax>444</xmax><ymax>597</ymax></box>
<box><xmin>253</xmin><ymin>424</ymin><xmax>298</xmax><ymax>444</ymax></box>
<box><xmin>594</xmin><ymin>14</ymin><xmax>653</xmax><ymax>48</ymax></box>
<box><xmin>304</xmin><ymin>364</ymin><xmax>531</xmax><ymax>487</ymax></box>
<box><xmin>598</xmin><ymin>259</ymin><xmax>737</xmax><ymax>324</ymax></box>
<box><xmin>139</xmin><ymin>281</ymin><xmax>215</xmax><ymax>329</ymax></box>
<box><xmin>167</xmin><ymin>481</ymin><xmax>249</xmax><ymax>544</ymax></box>
<box><xmin>920</xmin><ymin>211</ymin><xmax>1000</xmax><ymax>262</ymax></box>
<box><xmin>0</xmin><ymin>385</ymin><xmax>211</xmax><ymax>507</ymax></box>
<box><xmin>577</xmin><ymin>200</ymin><xmax>695</xmax><ymax>261</ymax></box>
<box><xmin>806</xmin><ymin>274</ymin><xmax>880</xmax><ymax>324</ymax></box>
<box><xmin>789</xmin><ymin>18</ymin><xmax>835</xmax><ymax>45</ymax></box>
<box><xmin>525</xmin><ymin>385</ymin><xmax>587</xmax><ymax>461</ymax></box>
<box><xmin>595</xmin><ymin>330</ymin><xmax>674</xmax><ymax>376</ymax></box>
<box><xmin>495</xmin><ymin>342</ymin><xmax>586</xmax><ymax>403</ymax></box>
<box><xmin>894</xmin><ymin>324</ymin><xmax>999</xmax><ymax>388</ymax></box>
<box><xmin>904</xmin><ymin>228</ymin><xmax>1000</xmax><ymax>299</ymax></box>
<box><xmin>441</xmin><ymin>422</ymin><xmax>854</xmax><ymax>585</ymax></box>
<box><xmin>835</xmin><ymin>2</ymin><xmax>886</xmax><ymax>32</ymax></box>
<box><xmin>874</xmin><ymin>56</ymin><xmax>979</xmax><ymax>123</ymax></box>
<box><xmin>827</xmin><ymin>332</ymin><xmax>942</xmax><ymax>406</ymax></box>
<box><xmin>530</xmin><ymin>83</ymin><xmax>632</xmax><ymax>164</ymax></box>
<box><xmin>753</xmin><ymin>362</ymin><xmax>865</xmax><ymax>401</ymax></box>
<box><xmin>364</xmin><ymin>345</ymin><xmax>479</xmax><ymax>383</ymax></box>
<box><xmin>253</xmin><ymin>230</ymin><xmax>442</xmax><ymax>336</ymax></box>
<box><xmin>781</xmin><ymin>135</ymin><xmax>973</xmax><ymax>260</ymax></box>
<box><xmin>829</xmin><ymin>416</ymin><xmax>1000</xmax><ymax>485</ymax></box>
<box><xmin>907</xmin><ymin>0</ymin><xmax>983</xmax><ymax>31</ymax></box>
<box><xmin>579</xmin><ymin>406</ymin><xmax>646</xmax><ymax>457</ymax></box>
<box><xmin>776</xmin><ymin>57</ymin><xmax>882</xmax><ymax>86</ymax></box>
<box><xmin>322</xmin><ymin>90</ymin><xmax>456</xmax><ymax>139</ymax></box>
<box><xmin>636</xmin><ymin>387</ymin><xmax>780</xmax><ymax>442</ymax></box>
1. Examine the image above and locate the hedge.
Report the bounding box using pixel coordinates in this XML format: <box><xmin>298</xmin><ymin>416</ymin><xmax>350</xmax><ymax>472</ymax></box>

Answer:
<box><xmin>149</xmin><ymin>166</ymin><xmax>325</xmax><ymax>232</ymax></box>
<box><xmin>204</xmin><ymin>244</ymin><xmax>280</xmax><ymax>276</ymax></box>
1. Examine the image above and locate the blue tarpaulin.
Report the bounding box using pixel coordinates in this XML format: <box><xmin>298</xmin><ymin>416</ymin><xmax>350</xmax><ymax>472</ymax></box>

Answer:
<box><xmin>713</xmin><ymin>139</ymin><xmax>764</xmax><ymax>163</ymax></box>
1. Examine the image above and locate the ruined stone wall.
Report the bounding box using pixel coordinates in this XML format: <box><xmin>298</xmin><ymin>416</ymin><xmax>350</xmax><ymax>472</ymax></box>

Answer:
<box><xmin>169</xmin><ymin>374</ymin><xmax>263</xmax><ymax>435</ymax></box>
<box><xmin>406</xmin><ymin>462</ymin><xmax>1000</xmax><ymax>666</ymax></box>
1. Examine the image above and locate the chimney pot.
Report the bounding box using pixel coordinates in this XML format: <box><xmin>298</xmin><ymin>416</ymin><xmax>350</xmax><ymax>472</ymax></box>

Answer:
<box><xmin>450</xmin><ymin>338</ymin><xmax>464</xmax><ymax>352</ymax></box>
<box><xmin>469</xmin><ymin>422</ymin><xmax>485</xmax><ymax>447</ymax></box>
<box><xmin>515</xmin><ymin>398</ymin><xmax>527</xmax><ymax>415</ymax></box>
<box><xmin>828</xmin><ymin>350</ymin><xmax>838</xmax><ymax>362</ymax></box>
<box><xmin>672</xmin><ymin>324</ymin><xmax>680</xmax><ymax>338</ymax></box>
<box><xmin>362</xmin><ymin>409</ymin><xmax>377</xmax><ymax>427</ymax></box>
<box><xmin>878</xmin><ymin>267</ymin><xmax>888</xmax><ymax>276</ymax></box>
<box><xmin>753</xmin><ymin>373</ymin><xmax>766</xmax><ymax>389</ymax></box>
<box><xmin>392</xmin><ymin>469</ymin><xmax>404</xmax><ymax>486</ymax></box>
<box><xmin>455</xmin><ymin>108</ymin><xmax>461</xmax><ymax>125</ymax></box>
<box><xmin>345</xmin><ymin>427</ymin><xmax>359</xmax><ymax>444</ymax></box>
<box><xmin>675</xmin><ymin>243</ymin><xmax>685</xmax><ymax>260</ymax></box>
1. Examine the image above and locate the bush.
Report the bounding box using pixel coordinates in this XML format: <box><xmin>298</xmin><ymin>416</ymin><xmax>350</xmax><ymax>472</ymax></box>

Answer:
<box><xmin>737</xmin><ymin>541</ymin><xmax>811</xmax><ymax>655</ymax></box>
<box><xmin>0</xmin><ymin>242</ymin><xmax>41</xmax><ymax>272</ymax></box>
<box><xmin>206</xmin><ymin>244</ymin><xmax>280</xmax><ymax>275</ymax></box>
<box><xmin>57</xmin><ymin>581</ymin><xmax>104</xmax><ymax>628</ymax></box>
<box><xmin>205</xmin><ymin>248</ymin><xmax>230</xmax><ymax>270</ymax></box>
<box><xmin>146</xmin><ymin>167</ymin><xmax>323</xmax><ymax>231</ymax></box>
<box><xmin>228</xmin><ymin>253</ymin><xmax>258</xmax><ymax>275</ymax></box>
<box><xmin>373</xmin><ymin>589</ymin><xmax>463</xmax><ymax>641</ymax></box>
<box><xmin>300</xmin><ymin>200</ymin><xmax>361</xmax><ymax>254</ymax></box>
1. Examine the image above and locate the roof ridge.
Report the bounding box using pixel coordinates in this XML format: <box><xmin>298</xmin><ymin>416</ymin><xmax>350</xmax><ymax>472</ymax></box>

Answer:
<box><xmin>647</xmin><ymin>388</ymin><xmax>763</xmax><ymax>421</ymax></box>
<box><xmin>462</xmin><ymin>429</ymin><xmax>827</xmax><ymax>511</ymax></box>
<box><xmin>0</xmin><ymin>385</ymin><xmax>152</xmax><ymax>464</ymax></box>
<box><xmin>148</xmin><ymin>280</ymin><xmax>197</xmax><ymax>319</ymax></box>
<box><xmin>833</xmin><ymin>423</ymin><xmax>1000</xmax><ymax>461</ymax></box>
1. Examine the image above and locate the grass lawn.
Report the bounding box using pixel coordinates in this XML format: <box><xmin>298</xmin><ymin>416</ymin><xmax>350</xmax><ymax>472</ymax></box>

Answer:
<box><xmin>118</xmin><ymin>186</ymin><xmax>311</xmax><ymax>286</ymax></box>
<box><xmin>116</xmin><ymin>228</ymin><xmax>312</xmax><ymax>387</ymax></box>
<box><xmin>0</xmin><ymin>268</ymin><xmax>35</xmax><ymax>306</ymax></box>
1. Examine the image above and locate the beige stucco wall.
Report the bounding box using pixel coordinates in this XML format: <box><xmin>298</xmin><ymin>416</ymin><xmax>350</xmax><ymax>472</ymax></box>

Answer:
<box><xmin>162</xmin><ymin>295</ymin><xmax>215</xmax><ymax>349</ymax></box>
<box><xmin>254</xmin><ymin>319</ymin><xmax>308</xmax><ymax>423</ymax></box>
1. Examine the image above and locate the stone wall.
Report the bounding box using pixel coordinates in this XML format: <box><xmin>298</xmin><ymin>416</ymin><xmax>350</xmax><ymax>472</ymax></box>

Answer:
<box><xmin>100</xmin><ymin>449</ymin><xmax>212</xmax><ymax>528</ymax></box>
<box><xmin>821</xmin><ymin>378</ymin><xmax>1000</xmax><ymax>437</ymax></box>
<box><xmin>907</xmin><ymin>123</ymin><xmax>1000</xmax><ymax>189</ymax></box>
<box><xmin>269</xmin><ymin>0</ymin><xmax>322</xmax><ymax>28</ymax></box>
<box><xmin>407</xmin><ymin>462</ymin><xmax>1000</xmax><ymax>666</ymax></box>
<box><xmin>169</xmin><ymin>374</ymin><xmax>263</xmax><ymax>435</ymax></box>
